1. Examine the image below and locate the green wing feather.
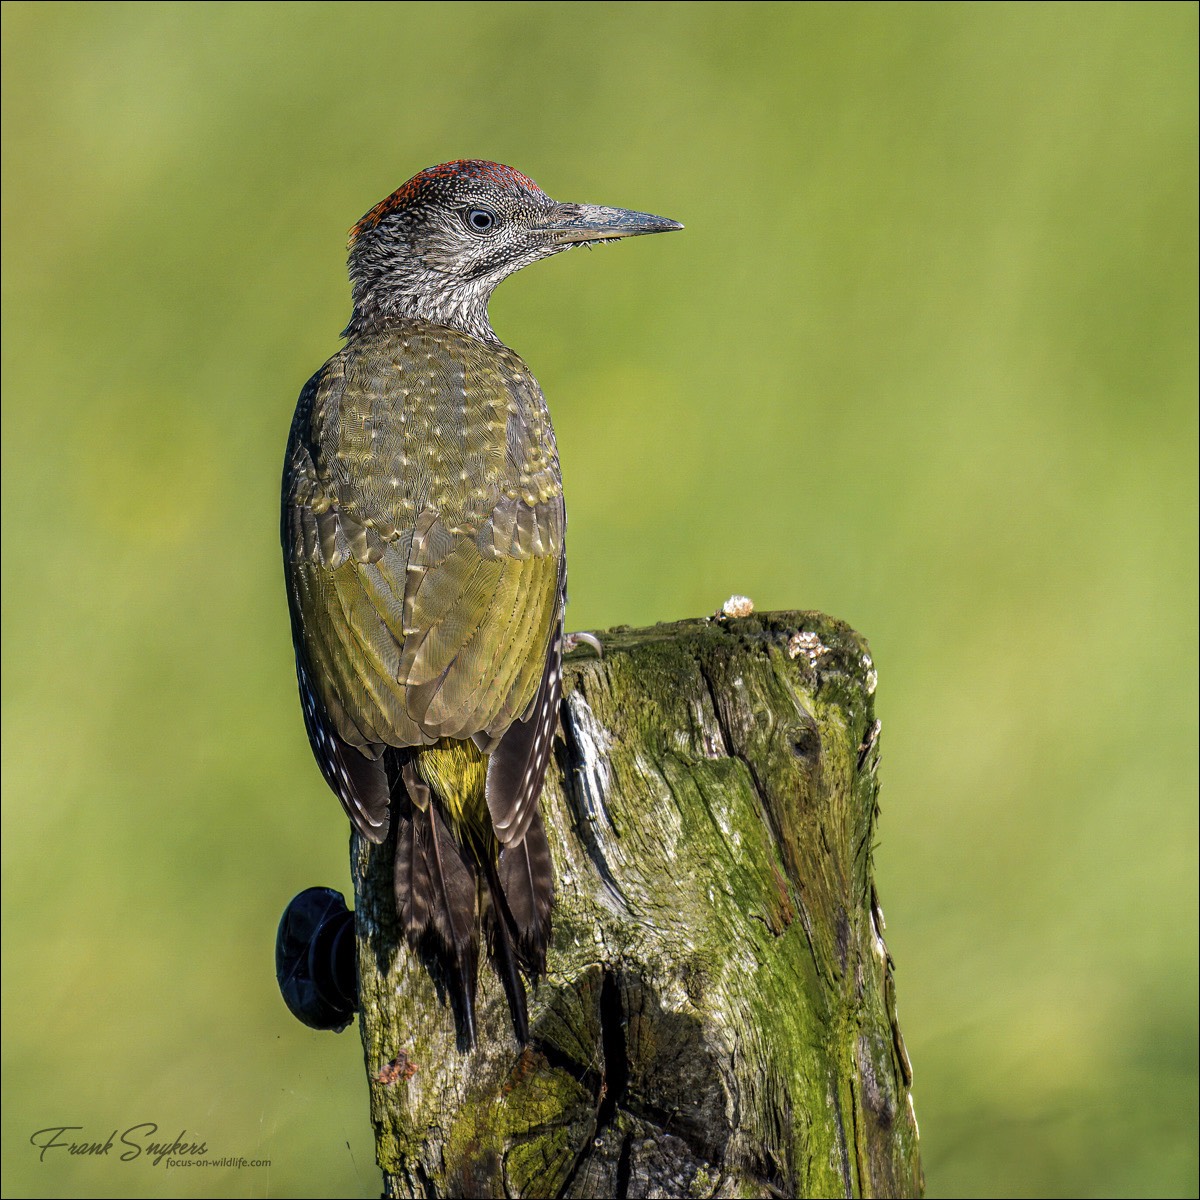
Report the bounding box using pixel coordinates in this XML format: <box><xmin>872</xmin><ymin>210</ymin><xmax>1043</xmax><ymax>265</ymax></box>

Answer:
<box><xmin>283</xmin><ymin>321</ymin><xmax>564</xmax><ymax>824</ymax></box>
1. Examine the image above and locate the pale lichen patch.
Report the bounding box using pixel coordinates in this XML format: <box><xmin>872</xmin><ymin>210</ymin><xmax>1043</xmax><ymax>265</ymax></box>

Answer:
<box><xmin>721</xmin><ymin>594</ymin><xmax>755</xmax><ymax>618</ymax></box>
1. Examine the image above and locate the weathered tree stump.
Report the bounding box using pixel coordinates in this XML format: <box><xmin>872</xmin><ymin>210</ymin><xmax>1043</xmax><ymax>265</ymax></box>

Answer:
<box><xmin>352</xmin><ymin>611</ymin><xmax>923</xmax><ymax>1198</ymax></box>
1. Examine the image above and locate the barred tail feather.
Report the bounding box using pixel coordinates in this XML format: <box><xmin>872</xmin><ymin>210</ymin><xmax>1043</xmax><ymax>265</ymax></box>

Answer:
<box><xmin>393</xmin><ymin>760</ymin><xmax>480</xmax><ymax>1045</ymax></box>
<box><xmin>424</xmin><ymin>803</ymin><xmax>478</xmax><ymax>959</ymax></box>
<box><xmin>424</xmin><ymin>802</ymin><xmax>480</xmax><ymax>1046</ymax></box>
<box><xmin>497</xmin><ymin>811</ymin><xmax>554</xmax><ymax>976</ymax></box>
<box><xmin>393</xmin><ymin>806</ymin><xmax>429</xmax><ymax>935</ymax></box>
<box><xmin>482</xmin><ymin>854</ymin><xmax>530</xmax><ymax>1044</ymax></box>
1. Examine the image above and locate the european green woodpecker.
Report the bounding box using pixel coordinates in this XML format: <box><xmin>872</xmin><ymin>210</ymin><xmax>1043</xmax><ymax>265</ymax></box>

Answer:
<box><xmin>282</xmin><ymin>160</ymin><xmax>681</xmax><ymax>1044</ymax></box>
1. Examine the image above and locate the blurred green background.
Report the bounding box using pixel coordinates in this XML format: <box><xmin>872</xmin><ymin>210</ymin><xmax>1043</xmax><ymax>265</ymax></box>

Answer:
<box><xmin>2</xmin><ymin>2</ymin><xmax>1195</xmax><ymax>1196</ymax></box>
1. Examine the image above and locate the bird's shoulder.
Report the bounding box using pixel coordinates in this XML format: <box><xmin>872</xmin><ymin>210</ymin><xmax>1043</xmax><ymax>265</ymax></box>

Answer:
<box><xmin>285</xmin><ymin>320</ymin><xmax>560</xmax><ymax>543</ymax></box>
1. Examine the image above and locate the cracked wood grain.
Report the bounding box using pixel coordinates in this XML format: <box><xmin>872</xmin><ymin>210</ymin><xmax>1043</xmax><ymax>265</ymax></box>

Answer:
<box><xmin>352</xmin><ymin>611</ymin><xmax>923</xmax><ymax>1199</ymax></box>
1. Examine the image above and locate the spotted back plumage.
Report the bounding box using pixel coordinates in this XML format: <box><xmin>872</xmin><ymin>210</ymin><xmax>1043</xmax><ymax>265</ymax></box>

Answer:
<box><xmin>284</xmin><ymin>322</ymin><xmax>563</xmax><ymax>753</ymax></box>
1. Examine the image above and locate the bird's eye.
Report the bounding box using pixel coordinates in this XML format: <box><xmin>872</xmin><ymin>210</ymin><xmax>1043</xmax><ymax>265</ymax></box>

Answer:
<box><xmin>466</xmin><ymin>208</ymin><xmax>498</xmax><ymax>233</ymax></box>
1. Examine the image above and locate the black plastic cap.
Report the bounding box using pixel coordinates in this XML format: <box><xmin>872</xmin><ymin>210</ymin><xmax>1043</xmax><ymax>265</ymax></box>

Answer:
<box><xmin>275</xmin><ymin>886</ymin><xmax>358</xmax><ymax>1032</ymax></box>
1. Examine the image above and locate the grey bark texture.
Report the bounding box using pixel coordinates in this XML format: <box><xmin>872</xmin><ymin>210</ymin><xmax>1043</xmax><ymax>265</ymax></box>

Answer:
<box><xmin>351</xmin><ymin>610</ymin><xmax>923</xmax><ymax>1199</ymax></box>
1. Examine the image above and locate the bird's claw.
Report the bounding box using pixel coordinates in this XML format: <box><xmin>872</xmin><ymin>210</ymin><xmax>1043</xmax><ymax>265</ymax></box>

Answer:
<box><xmin>563</xmin><ymin>631</ymin><xmax>603</xmax><ymax>659</ymax></box>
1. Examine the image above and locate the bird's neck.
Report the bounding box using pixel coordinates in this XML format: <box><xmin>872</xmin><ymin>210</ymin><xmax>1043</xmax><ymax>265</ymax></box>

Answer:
<box><xmin>345</xmin><ymin>286</ymin><xmax>499</xmax><ymax>343</ymax></box>
<box><xmin>345</xmin><ymin>254</ymin><xmax>500</xmax><ymax>343</ymax></box>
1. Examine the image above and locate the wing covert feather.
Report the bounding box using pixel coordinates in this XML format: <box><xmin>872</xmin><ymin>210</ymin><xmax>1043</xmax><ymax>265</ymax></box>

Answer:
<box><xmin>283</xmin><ymin>322</ymin><xmax>565</xmax><ymax>764</ymax></box>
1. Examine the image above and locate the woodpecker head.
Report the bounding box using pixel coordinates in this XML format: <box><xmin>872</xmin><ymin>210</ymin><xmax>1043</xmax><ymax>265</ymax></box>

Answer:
<box><xmin>344</xmin><ymin>160</ymin><xmax>682</xmax><ymax>341</ymax></box>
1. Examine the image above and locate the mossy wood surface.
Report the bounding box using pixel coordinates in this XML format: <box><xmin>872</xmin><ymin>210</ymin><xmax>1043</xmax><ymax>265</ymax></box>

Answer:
<box><xmin>352</xmin><ymin>611</ymin><xmax>922</xmax><ymax>1198</ymax></box>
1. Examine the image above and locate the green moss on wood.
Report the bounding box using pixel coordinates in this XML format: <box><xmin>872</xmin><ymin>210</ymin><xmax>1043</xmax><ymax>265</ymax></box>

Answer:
<box><xmin>351</xmin><ymin>611</ymin><xmax>922</xmax><ymax>1198</ymax></box>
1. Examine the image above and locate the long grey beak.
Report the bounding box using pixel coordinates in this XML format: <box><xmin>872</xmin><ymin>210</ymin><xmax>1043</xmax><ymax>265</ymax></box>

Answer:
<box><xmin>540</xmin><ymin>203</ymin><xmax>683</xmax><ymax>245</ymax></box>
